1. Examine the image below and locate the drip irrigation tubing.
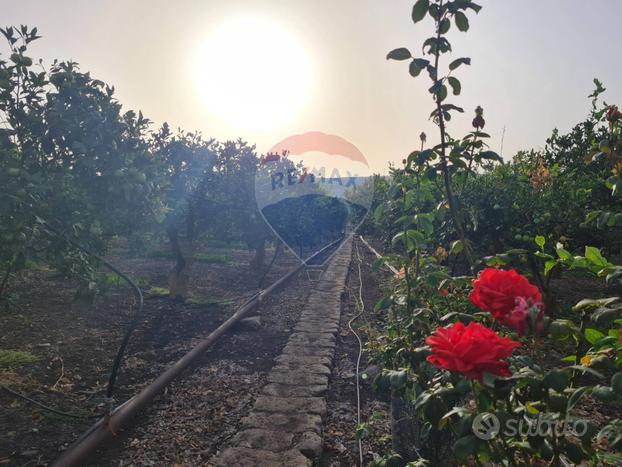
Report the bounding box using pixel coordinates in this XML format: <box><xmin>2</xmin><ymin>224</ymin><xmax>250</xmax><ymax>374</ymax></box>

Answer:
<box><xmin>38</xmin><ymin>218</ymin><xmax>144</xmax><ymax>402</ymax></box>
<box><xmin>0</xmin><ymin>386</ymin><xmax>103</xmax><ymax>420</ymax></box>
<box><xmin>1</xmin><ymin>216</ymin><xmax>145</xmax><ymax>422</ymax></box>
<box><xmin>257</xmin><ymin>241</ymin><xmax>281</xmax><ymax>289</ymax></box>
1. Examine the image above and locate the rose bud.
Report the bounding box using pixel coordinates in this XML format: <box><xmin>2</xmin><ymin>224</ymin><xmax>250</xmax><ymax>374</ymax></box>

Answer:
<box><xmin>606</xmin><ymin>105</ymin><xmax>622</xmax><ymax>123</ymax></box>
<box><xmin>472</xmin><ymin>105</ymin><xmax>485</xmax><ymax>129</ymax></box>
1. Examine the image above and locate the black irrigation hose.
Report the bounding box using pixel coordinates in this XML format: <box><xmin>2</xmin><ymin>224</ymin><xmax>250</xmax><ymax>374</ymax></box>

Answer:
<box><xmin>0</xmin><ymin>385</ymin><xmax>103</xmax><ymax>420</ymax></box>
<box><xmin>39</xmin><ymin>220</ymin><xmax>144</xmax><ymax>401</ymax></box>
<box><xmin>257</xmin><ymin>242</ymin><xmax>281</xmax><ymax>289</ymax></box>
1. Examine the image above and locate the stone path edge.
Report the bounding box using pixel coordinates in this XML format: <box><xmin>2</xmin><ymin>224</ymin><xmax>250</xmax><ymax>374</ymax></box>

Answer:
<box><xmin>210</xmin><ymin>240</ymin><xmax>352</xmax><ymax>466</ymax></box>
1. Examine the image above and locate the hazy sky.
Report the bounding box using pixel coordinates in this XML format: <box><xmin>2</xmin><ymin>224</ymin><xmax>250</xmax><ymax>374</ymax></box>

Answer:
<box><xmin>2</xmin><ymin>0</ymin><xmax>622</xmax><ymax>173</ymax></box>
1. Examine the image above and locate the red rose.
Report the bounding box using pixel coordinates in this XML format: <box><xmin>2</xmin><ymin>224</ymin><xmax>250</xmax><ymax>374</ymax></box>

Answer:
<box><xmin>470</xmin><ymin>268</ymin><xmax>544</xmax><ymax>334</ymax></box>
<box><xmin>426</xmin><ymin>322</ymin><xmax>520</xmax><ymax>381</ymax></box>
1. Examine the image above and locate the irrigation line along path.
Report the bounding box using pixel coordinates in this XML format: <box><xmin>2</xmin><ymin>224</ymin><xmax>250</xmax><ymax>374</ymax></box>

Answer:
<box><xmin>52</xmin><ymin>237</ymin><xmax>344</xmax><ymax>467</ymax></box>
<box><xmin>348</xmin><ymin>241</ymin><xmax>365</xmax><ymax>465</ymax></box>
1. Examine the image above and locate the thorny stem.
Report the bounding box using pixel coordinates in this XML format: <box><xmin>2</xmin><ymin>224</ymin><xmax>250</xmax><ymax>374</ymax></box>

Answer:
<box><xmin>403</xmin><ymin>186</ymin><xmax>413</xmax><ymax>315</ymax></box>
<box><xmin>572</xmin><ymin>312</ymin><xmax>589</xmax><ymax>386</ymax></box>
<box><xmin>460</xmin><ymin>132</ymin><xmax>480</xmax><ymax>193</ymax></box>
<box><xmin>413</xmin><ymin>137</ymin><xmax>425</xmax><ymax>281</ymax></box>
<box><xmin>433</xmin><ymin>1</ymin><xmax>475</xmax><ymax>272</ymax></box>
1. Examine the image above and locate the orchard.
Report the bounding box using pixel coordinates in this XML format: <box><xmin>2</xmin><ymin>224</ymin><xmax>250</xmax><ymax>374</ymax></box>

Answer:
<box><xmin>2</xmin><ymin>2</ymin><xmax>622</xmax><ymax>466</ymax></box>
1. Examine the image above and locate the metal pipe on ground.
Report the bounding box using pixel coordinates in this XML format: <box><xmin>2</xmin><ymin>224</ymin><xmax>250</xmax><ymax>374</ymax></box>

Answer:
<box><xmin>52</xmin><ymin>237</ymin><xmax>344</xmax><ymax>467</ymax></box>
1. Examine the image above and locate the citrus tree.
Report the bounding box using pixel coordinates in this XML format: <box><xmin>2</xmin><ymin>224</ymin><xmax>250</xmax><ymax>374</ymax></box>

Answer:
<box><xmin>0</xmin><ymin>26</ymin><xmax>164</xmax><ymax>299</ymax></box>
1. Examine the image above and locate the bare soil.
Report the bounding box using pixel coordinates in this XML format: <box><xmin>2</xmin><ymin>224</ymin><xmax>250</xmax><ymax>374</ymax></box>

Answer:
<box><xmin>0</xmin><ymin>244</ymin><xmax>300</xmax><ymax>466</ymax></box>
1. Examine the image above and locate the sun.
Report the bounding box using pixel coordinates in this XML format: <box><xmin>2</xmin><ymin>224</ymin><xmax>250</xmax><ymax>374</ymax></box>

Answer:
<box><xmin>196</xmin><ymin>17</ymin><xmax>313</xmax><ymax>130</ymax></box>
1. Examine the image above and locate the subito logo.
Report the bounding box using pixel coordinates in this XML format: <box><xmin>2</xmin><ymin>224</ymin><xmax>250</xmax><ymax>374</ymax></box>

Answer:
<box><xmin>472</xmin><ymin>412</ymin><xmax>501</xmax><ymax>440</ymax></box>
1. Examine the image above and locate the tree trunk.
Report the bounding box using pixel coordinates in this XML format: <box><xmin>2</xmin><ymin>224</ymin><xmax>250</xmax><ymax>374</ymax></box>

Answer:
<box><xmin>0</xmin><ymin>261</ymin><xmax>13</xmax><ymax>299</ymax></box>
<box><xmin>167</xmin><ymin>225</ymin><xmax>195</xmax><ymax>299</ymax></box>
<box><xmin>250</xmin><ymin>238</ymin><xmax>266</xmax><ymax>271</ymax></box>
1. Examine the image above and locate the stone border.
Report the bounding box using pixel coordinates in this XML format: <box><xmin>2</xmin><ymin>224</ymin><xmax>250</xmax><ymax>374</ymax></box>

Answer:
<box><xmin>211</xmin><ymin>241</ymin><xmax>352</xmax><ymax>466</ymax></box>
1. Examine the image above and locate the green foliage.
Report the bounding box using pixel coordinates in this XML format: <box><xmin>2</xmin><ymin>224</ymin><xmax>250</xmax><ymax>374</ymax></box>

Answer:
<box><xmin>0</xmin><ymin>349</ymin><xmax>37</xmax><ymax>368</ymax></box>
<box><xmin>146</xmin><ymin>286</ymin><xmax>170</xmax><ymax>297</ymax></box>
<box><xmin>371</xmin><ymin>2</ymin><xmax>622</xmax><ymax>465</ymax></box>
<box><xmin>0</xmin><ymin>26</ymin><xmax>164</xmax><ymax>295</ymax></box>
<box><xmin>0</xmin><ymin>26</ymin><xmax>275</xmax><ymax>300</ymax></box>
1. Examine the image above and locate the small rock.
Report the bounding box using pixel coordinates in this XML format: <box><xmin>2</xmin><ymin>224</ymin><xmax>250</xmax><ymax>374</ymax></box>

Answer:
<box><xmin>296</xmin><ymin>432</ymin><xmax>323</xmax><ymax>459</ymax></box>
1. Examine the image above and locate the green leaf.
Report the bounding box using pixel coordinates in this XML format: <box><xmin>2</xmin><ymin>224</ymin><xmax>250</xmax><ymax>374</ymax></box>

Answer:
<box><xmin>567</xmin><ymin>365</ymin><xmax>605</xmax><ymax>379</ymax></box>
<box><xmin>543</xmin><ymin>370</ymin><xmax>569</xmax><ymax>392</ymax></box>
<box><xmin>449</xmin><ymin>57</ymin><xmax>471</xmax><ymax>70</ymax></box>
<box><xmin>454</xmin><ymin>0</ymin><xmax>482</xmax><ymax>13</ymax></box>
<box><xmin>454</xmin><ymin>11</ymin><xmax>469</xmax><ymax>31</ymax></box>
<box><xmin>375</xmin><ymin>296</ymin><xmax>393</xmax><ymax>312</ymax></box>
<box><xmin>447</xmin><ymin>76</ymin><xmax>461</xmax><ymax>95</ymax></box>
<box><xmin>585</xmin><ymin>246</ymin><xmax>609</xmax><ymax>268</ymax></box>
<box><xmin>392</xmin><ymin>232</ymin><xmax>405</xmax><ymax>246</ymax></box>
<box><xmin>409</xmin><ymin>60</ymin><xmax>423</xmax><ymax>77</ymax></box>
<box><xmin>439</xmin><ymin>18</ymin><xmax>451</xmax><ymax>34</ymax></box>
<box><xmin>592</xmin><ymin>307</ymin><xmax>622</xmax><ymax>325</ymax></box>
<box><xmin>585</xmin><ymin>210</ymin><xmax>601</xmax><ymax>224</ymax></box>
<box><xmin>597</xmin><ymin>211</ymin><xmax>612</xmax><ymax>229</ymax></box>
<box><xmin>450</xmin><ymin>239</ymin><xmax>464</xmax><ymax>255</ymax></box>
<box><xmin>387</xmin><ymin>48</ymin><xmax>412</xmax><ymax>61</ymax></box>
<box><xmin>374</xmin><ymin>204</ymin><xmax>384</xmax><ymax>223</ymax></box>
<box><xmin>479</xmin><ymin>151</ymin><xmax>503</xmax><ymax>162</ymax></box>
<box><xmin>567</xmin><ymin>386</ymin><xmax>590</xmax><ymax>411</ymax></box>
<box><xmin>544</xmin><ymin>260</ymin><xmax>557</xmax><ymax>278</ymax></box>
<box><xmin>438</xmin><ymin>84</ymin><xmax>448</xmax><ymax>102</ymax></box>
<box><xmin>412</xmin><ymin>0</ymin><xmax>430</xmax><ymax>23</ymax></box>
<box><xmin>535</xmin><ymin>235</ymin><xmax>545</xmax><ymax>249</ymax></box>
<box><xmin>556</xmin><ymin>247</ymin><xmax>573</xmax><ymax>262</ymax></box>
<box><xmin>453</xmin><ymin>435</ymin><xmax>479</xmax><ymax>460</ymax></box>
<box><xmin>592</xmin><ymin>385</ymin><xmax>616</xmax><ymax>402</ymax></box>
<box><xmin>585</xmin><ymin>328</ymin><xmax>605</xmax><ymax>345</ymax></box>
<box><xmin>573</xmin><ymin>297</ymin><xmax>620</xmax><ymax>311</ymax></box>
<box><xmin>549</xmin><ymin>319</ymin><xmax>573</xmax><ymax>338</ymax></box>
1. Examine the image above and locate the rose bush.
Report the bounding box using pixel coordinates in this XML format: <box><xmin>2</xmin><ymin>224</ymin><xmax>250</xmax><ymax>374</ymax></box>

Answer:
<box><xmin>367</xmin><ymin>1</ymin><xmax>622</xmax><ymax>466</ymax></box>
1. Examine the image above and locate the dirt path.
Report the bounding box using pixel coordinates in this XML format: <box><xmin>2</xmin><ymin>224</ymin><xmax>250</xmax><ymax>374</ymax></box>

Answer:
<box><xmin>320</xmin><ymin>238</ymin><xmax>393</xmax><ymax>466</ymax></box>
